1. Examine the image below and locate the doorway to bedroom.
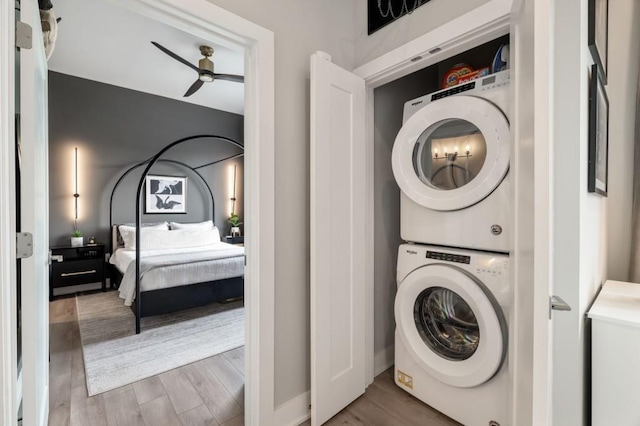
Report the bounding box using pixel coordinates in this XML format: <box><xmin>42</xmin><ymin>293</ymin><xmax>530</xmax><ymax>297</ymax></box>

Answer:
<box><xmin>46</xmin><ymin>0</ymin><xmax>252</xmax><ymax>424</ymax></box>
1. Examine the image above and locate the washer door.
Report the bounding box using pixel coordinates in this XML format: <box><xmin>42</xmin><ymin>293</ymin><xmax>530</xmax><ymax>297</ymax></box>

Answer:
<box><xmin>395</xmin><ymin>264</ymin><xmax>507</xmax><ymax>388</ymax></box>
<box><xmin>392</xmin><ymin>95</ymin><xmax>510</xmax><ymax>211</ymax></box>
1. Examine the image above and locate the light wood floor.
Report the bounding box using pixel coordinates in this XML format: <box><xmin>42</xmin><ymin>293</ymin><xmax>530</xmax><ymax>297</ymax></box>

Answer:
<box><xmin>49</xmin><ymin>292</ymin><xmax>458</xmax><ymax>426</ymax></box>
<box><xmin>49</xmin><ymin>294</ymin><xmax>244</xmax><ymax>426</ymax></box>
<box><xmin>305</xmin><ymin>369</ymin><xmax>460</xmax><ymax>426</ymax></box>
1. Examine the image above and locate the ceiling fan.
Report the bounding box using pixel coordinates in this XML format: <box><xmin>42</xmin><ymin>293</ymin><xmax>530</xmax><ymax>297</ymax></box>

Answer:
<box><xmin>151</xmin><ymin>42</ymin><xmax>245</xmax><ymax>97</ymax></box>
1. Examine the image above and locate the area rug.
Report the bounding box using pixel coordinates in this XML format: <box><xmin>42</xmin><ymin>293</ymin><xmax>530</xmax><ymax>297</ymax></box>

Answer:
<box><xmin>76</xmin><ymin>291</ymin><xmax>244</xmax><ymax>396</ymax></box>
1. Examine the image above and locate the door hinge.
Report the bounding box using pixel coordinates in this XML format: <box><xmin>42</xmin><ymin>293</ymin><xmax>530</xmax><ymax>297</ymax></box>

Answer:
<box><xmin>16</xmin><ymin>21</ymin><xmax>33</xmax><ymax>49</ymax></box>
<box><xmin>549</xmin><ymin>295</ymin><xmax>572</xmax><ymax>319</ymax></box>
<box><xmin>16</xmin><ymin>232</ymin><xmax>33</xmax><ymax>259</ymax></box>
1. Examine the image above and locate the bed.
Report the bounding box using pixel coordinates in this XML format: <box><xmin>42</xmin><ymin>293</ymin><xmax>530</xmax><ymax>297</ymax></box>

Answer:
<box><xmin>108</xmin><ymin>221</ymin><xmax>245</xmax><ymax>327</ymax></box>
<box><xmin>108</xmin><ymin>134</ymin><xmax>246</xmax><ymax>333</ymax></box>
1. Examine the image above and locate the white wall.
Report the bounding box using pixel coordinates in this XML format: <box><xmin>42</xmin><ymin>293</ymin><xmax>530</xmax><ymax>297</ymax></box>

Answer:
<box><xmin>549</xmin><ymin>0</ymin><xmax>638</xmax><ymax>422</ymax></box>
<box><xmin>203</xmin><ymin>0</ymin><xmax>358</xmax><ymax>407</ymax></box>
<box><xmin>353</xmin><ymin>0</ymin><xmax>490</xmax><ymax>67</ymax></box>
<box><xmin>606</xmin><ymin>0</ymin><xmax>640</xmax><ymax>281</ymax></box>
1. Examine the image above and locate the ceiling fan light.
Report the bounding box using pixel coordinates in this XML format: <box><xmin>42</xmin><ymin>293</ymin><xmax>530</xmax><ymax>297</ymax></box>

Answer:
<box><xmin>199</xmin><ymin>73</ymin><xmax>214</xmax><ymax>82</ymax></box>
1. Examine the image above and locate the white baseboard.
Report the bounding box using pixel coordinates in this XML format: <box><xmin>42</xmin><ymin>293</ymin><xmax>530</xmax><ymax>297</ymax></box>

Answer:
<box><xmin>274</xmin><ymin>391</ymin><xmax>310</xmax><ymax>426</ymax></box>
<box><xmin>374</xmin><ymin>345</ymin><xmax>394</xmax><ymax>377</ymax></box>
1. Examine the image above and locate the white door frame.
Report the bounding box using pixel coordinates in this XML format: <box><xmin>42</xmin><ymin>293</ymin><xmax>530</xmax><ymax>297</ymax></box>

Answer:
<box><xmin>0</xmin><ymin>0</ymin><xmax>276</xmax><ymax>424</ymax></box>
<box><xmin>352</xmin><ymin>0</ymin><xmax>545</xmax><ymax>424</ymax></box>
<box><xmin>0</xmin><ymin>2</ymin><xmax>18</xmax><ymax>425</ymax></box>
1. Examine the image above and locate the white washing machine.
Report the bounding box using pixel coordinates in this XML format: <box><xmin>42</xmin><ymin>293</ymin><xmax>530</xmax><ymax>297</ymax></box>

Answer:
<box><xmin>394</xmin><ymin>244</ymin><xmax>510</xmax><ymax>426</ymax></box>
<box><xmin>392</xmin><ymin>71</ymin><xmax>511</xmax><ymax>252</ymax></box>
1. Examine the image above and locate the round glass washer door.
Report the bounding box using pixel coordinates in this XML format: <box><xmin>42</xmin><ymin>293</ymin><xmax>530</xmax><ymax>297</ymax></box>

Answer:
<box><xmin>395</xmin><ymin>264</ymin><xmax>507</xmax><ymax>388</ymax></box>
<box><xmin>392</xmin><ymin>95</ymin><xmax>510</xmax><ymax>211</ymax></box>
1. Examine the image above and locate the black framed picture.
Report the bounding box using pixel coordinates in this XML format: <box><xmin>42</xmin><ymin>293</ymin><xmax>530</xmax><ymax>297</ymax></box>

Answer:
<box><xmin>588</xmin><ymin>64</ymin><xmax>609</xmax><ymax>196</ymax></box>
<box><xmin>368</xmin><ymin>0</ymin><xmax>432</xmax><ymax>35</ymax></box>
<box><xmin>145</xmin><ymin>175</ymin><xmax>187</xmax><ymax>213</ymax></box>
<box><xmin>588</xmin><ymin>0</ymin><xmax>608</xmax><ymax>83</ymax></box>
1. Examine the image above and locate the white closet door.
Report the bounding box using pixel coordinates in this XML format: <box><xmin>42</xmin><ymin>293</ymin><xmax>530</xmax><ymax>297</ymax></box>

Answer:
<box><xmin>20</xmin><ymin>0</ymin><xmax>50</xmax><ymax>424</ymax></box>
<box><xmin>310</xmin><ymin>51</ymin><xmax>366</xmax><ymax>425</ymax></box>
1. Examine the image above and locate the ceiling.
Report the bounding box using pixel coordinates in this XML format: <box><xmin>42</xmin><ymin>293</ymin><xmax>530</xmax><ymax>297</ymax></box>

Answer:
<box><xmin>47</xmin><ymin>0</ymin><xmax>245</xmax><ymax>115</ymax></box>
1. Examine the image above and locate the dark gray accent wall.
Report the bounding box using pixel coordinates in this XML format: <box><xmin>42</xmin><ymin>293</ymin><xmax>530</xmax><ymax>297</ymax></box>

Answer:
<box><xmin>48</xmin><ymin>72</ymin><xmax>244</xmax><ymax>249</ymax></box>
<box><xmin>373</xmin><ymin>66</ymin><xmax>439</xmax><ymax>353</ymax></box>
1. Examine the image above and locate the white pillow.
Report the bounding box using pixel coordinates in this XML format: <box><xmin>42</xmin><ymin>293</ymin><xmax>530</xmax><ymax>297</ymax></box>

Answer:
<box><xmin>118</xmin><ymin>223</ymin><xmax>169</xmax><ymax>249</ymax></box>
<box><xmin>169</xmin><ymin>220</ymin><xmax>214</xmax><ymax>230</ymax></box>
<box><xmin>139</xmin><ymin>228</ymin><xmax>220</xmax><ymax>250</ymax></box>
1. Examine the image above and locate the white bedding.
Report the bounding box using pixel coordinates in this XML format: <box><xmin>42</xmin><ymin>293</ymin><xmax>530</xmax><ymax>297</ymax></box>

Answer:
<box><xmin>110</xmin><ymin>242</ymin><xmax>244</xmax><ymax>306</ymax></box>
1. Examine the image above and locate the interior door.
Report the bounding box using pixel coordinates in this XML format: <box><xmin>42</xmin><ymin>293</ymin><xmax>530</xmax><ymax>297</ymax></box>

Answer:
<box><xmin>310</xmin><ymin>51</ymin><xmax>366</xmax><ymax>425</ymax></box>
<box><xmin>19</xmin><ymin>0</ymin><xmax>50</xmax><ymax>424</ymax></box>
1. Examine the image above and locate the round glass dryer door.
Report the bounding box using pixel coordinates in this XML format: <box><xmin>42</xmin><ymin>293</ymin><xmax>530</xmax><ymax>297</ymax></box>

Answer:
<box><xmin>392</xmin><ymin>95</ymin><xmax>510</xmax><ymax>211</ymax></box>
<box><xmin>395</xmin><ymin>264</ymin><xmax>507</xmax><ymax>388</ymax></box>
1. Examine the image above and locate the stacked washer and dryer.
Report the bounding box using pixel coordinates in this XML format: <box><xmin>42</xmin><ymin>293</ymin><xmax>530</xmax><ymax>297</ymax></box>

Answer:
<box><xmin>391</xmin><ymin>71</ymin><xmax>511</xmax><ymax>426</ymax></box>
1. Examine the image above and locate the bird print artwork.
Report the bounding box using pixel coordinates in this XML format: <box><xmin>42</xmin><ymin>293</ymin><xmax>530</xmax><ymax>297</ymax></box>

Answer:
<box><xmin>146</xmin><ymin>175</ymin><xmax>187</xmax><ymax>213</ymax></box>
<box><xmin>155</xmin><ymin>195</ymin><xmax>182</xmax><ymax>210</ymax></box>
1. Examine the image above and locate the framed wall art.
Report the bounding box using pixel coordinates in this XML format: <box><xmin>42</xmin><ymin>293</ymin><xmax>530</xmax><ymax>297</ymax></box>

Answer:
<box><xmin>588</xmin><ymin>0</ymin><xmax>608</xmax><ymax>83</ymax></box>
<box><xmin>588</xmin><ymin>64</ymin><xmax>609</xmax><ymax>196</ymax></box>
<box><xmin>368</xmin><ymin>0</ymin><xmax>432</xmax><ymax>35</ymax></box>
<box><xmin>145</xmin><ymin>175</ymin><xmax>187</xmax><ymax>213</ymax></box>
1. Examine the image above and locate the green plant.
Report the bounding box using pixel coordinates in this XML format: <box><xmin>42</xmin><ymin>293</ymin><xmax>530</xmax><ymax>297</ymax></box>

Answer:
<box><xmin>72</xmin><ymin>230</ymin><xmax>83</xmax><ymax>238</ymax></box>
<box><xmin>228</xmin><ymin>213</ymin><xmax>243</xmax><ymax>227</ymax></box>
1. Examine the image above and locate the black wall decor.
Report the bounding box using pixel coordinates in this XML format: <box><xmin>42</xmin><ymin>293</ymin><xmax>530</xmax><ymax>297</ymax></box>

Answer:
<box><xmin>368</xmin><ymin>0</ymin><xmax>432</xmax><ymax>35</ymax></box>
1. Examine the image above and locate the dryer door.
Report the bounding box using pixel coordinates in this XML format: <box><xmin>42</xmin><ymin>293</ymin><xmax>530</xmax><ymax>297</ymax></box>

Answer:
<box><xmin>395</xmin><ymin>264</ymin><xmax>507</xmax><ymax>388</ymax></box>
<box><xmin>392</xmin><ymin>95</ymin><xmax>510</xmax><ymax>211</ymax></box>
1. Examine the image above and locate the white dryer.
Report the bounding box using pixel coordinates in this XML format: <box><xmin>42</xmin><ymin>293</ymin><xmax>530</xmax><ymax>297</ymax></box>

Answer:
<box><xmin>394</xmin><ymin>244</ymin><xmax>510</xmax><ymax>426</ymax></box>
<box><xmin>392</xmin><ymin>71</ymin><xmax>511</xmax><ymax>252</ymax></box>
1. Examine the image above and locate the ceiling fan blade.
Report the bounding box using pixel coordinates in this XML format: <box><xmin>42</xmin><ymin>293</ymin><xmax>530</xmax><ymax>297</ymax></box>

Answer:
<box><xmin>213</xmin><ymin>73</ymin><xmax>245</xmax><ymax>83</ymax></box>
<box><xmin>151</xmin><ymin>42</ymin><xmax>200</xmax><ymax>73</ymax></box>
<box><xmin>184</xmin><ymin>79</ymin><xmax>205</xmax><ymax>97</ymax></box>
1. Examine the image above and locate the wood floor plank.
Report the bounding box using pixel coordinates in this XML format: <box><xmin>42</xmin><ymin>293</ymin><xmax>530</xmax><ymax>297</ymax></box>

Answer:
<box><xmin>140</xmin><ymin>395</ymin><xmax>181</xmax><ymax>426</ymax></box>
<box><xmin>102</xmin><ymin>387</ymin><xmax>145</xmax><ymax>426</ymax></box>
<box><xmin>182</xmin><ymin>362</ymin><xmax>242</xmax><ymax>424</ymax></box>
<box><xmin>324</xmin><ymin>409</ymin><xmax>366</xmax><ymax>425</ymax></box>
<box><xmin>159</xmin><ymin>366</ymin><xmax>205</xmax><ymax>415</ymax></box>
<box><xmin>50</xmin><ymin>297</ymin><xmax>77</xmax><ymax>324</ymax></box>
<box><xmin>219</xmin><ymin>414</ymin><xmax>244</xmax><ymax>426</ymax></box>
<box><xmin>70</xmin><ymin>325</ymin><xmax>86</xmax><ymax>388</ymax></box>
<box><xmin>49</xmin><ymin>321</ymin><xmax>74</xmax><ymax>380</ymax></box>
<box><xmin>178</xmin><ymin>404</ymin><xmax>219</xmax><ymax>426</ymax></box>
<box><xmin>48</xmin><ymin>373</ymin><xmax>72</xmax><ymax>426</ymax></box>
<box><xmin>221</xmin><ymin>347</ymin><xmax>244</xmax><ymax>375</ymax></box>
<box><xmin>200</xmin><ymin>355</ymin><xmax>244</xmax><ymax>408</ymax></box>
<box><xmin>345</xmin><ymin>394</ymin><xmax>405</xmax><ymax>426</ymax></box>
<box><xmin>133</xmin><ymin>376</ymin><xmax>167</xmax><ymax>406</ymax></box>
<box><xmin>70</xmin><ymin>384</ymin><xmax>107</xmax><ymax>426</ymax></box>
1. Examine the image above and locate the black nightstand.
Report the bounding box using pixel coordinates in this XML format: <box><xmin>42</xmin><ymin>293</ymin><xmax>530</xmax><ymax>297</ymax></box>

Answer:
<box><xmin>50</xmin><ymin>244</ymin><xmax>106</xmax><ymax>301</ymax></box>
<box><xmin>225</xmin><ymin>236</ymin><xmax>244</xmax><ymax>245</ymax></box>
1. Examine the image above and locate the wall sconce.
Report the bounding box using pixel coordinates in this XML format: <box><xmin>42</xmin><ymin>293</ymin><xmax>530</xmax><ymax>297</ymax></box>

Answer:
<box><xmin>73</xmin><ymin>147</ymin><xmax>79</xmax><ymax>230</ymax></box>
<box><xmin>230</xmin><ymin>164</ymin><xmax>237</xmax><ymax>215</ymax></box>
<box><xmin>433</xmin><ymin>142</ymin><xmax>472</xmax><ymax>162</ymax></box>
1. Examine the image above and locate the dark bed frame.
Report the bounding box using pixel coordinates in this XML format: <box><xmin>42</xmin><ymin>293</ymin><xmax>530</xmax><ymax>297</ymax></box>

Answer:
<box><xmin>109</xmin><ymin>134</ymin><xmax>245</xmax><ymax>334</ymax></box>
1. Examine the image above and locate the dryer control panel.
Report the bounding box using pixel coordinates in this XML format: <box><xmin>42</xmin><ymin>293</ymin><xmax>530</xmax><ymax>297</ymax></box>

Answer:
<box><xmin>402</xmin><ymin>70</ymin><xmax>510</xmax><ymax>123</ymax></box>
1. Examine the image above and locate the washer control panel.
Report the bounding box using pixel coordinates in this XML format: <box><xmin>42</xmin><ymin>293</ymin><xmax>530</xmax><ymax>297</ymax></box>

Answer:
<box><xmin>426</xmin><ymin>251</ymin><xmax>470</xmax><ymax>264</ymax></box>
<box><xmin>473</xmin><ymin>256</ymin><xmax>509</xmax><ymax>277</ymax></box>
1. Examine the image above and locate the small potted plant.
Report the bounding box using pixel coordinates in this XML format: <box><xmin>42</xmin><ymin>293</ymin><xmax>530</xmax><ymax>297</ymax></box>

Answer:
<box><xmin>71</xmin><ymin>229</ymin><xmax>84</xmax><ymax>247</ymax></box>
<box><xmin>228</xmin><ymin>213</ymin><xmax>243</xmax><ymax>237</ymax></box>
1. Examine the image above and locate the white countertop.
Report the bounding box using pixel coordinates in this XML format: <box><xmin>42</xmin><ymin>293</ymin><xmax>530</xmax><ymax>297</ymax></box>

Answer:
<box><xmin>588</xmin><ymin>280</ymin><xmax>640</xmax><ymax>328</ymax></box>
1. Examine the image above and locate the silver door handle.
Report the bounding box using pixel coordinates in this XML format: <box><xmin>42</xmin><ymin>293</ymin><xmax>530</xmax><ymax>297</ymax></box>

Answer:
<box><xmin>61</xmin><ymin>270</ymin><xmax>96</xmax><ymax>277</ymax></box>
<box><xmin>549</xmin><ymin>295</ymin><xmax>572</xmax><ymax>318</ymax></box>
